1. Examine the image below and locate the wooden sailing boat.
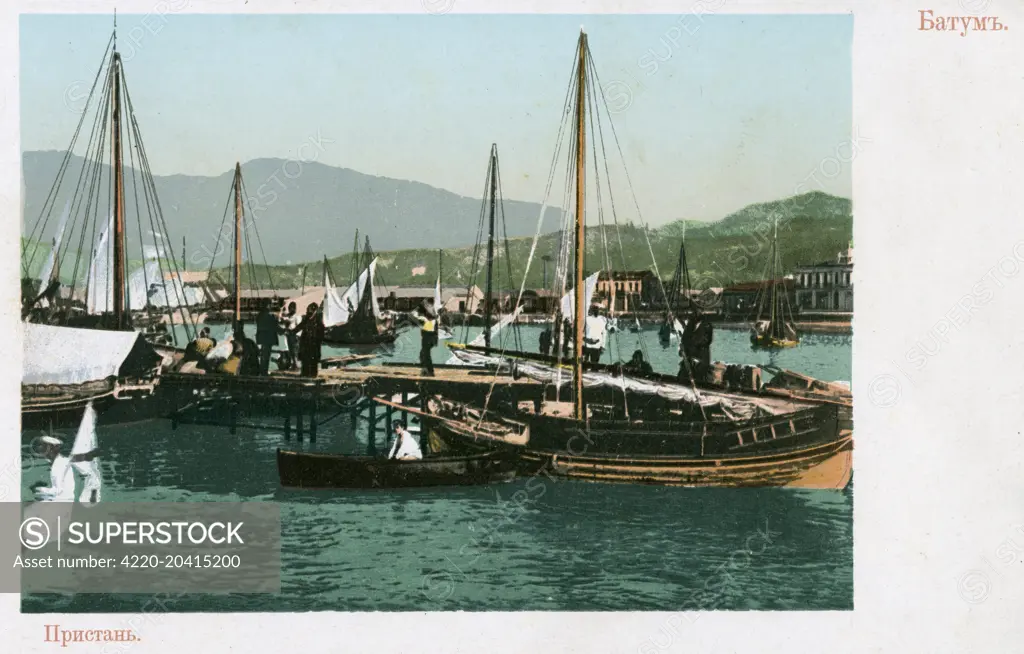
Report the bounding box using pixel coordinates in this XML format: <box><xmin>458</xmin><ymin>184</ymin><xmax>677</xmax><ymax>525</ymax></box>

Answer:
<box><xmin>750</xmin><ymin>216</ymin><xmax>799</xmax><ymax>349</ymax></box>
<box><xmin>436</xmin><ymin>31</ymin><xmax>850</xmax><ymax>489</ymax></box>
<box><xmin>201</xmin><ymin>163</ymin><xmax>284</xmax><ymax>326</ymax></box>
<box><xmin>659</xmin><ymin>239</ymin><xmax>691</xmax><ymax>346</ymax></box>
<box><xmin>21</xmin><ymin>24</ymin><xmax>174</xmax><ymax>427</ymax></box>
<box><xmin>321</xmin><ymin>233</ymin><xmax>397</xmax><ymax>346</ymax></box>
<box><xmin>447</xmin><ymin>143</ymin><xmax>524</xmax><ymax>355</ymax></box>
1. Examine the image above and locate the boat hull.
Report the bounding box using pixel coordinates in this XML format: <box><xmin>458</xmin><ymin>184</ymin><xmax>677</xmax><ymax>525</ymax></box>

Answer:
<box><xmin>322</xmin><ymin>325</ymin><xmax>398</xmax><ymax>347</ymax></box>
<box><xmin>519</xmin><ymin>432</ymin><xmax>852</xmax><ymax>489</ymax></box>
<box><xmin>751</xmin><ymin>335</ymin><xmax>799</xmax><ymax>349</ymax></box>
<box><xmin>276</xmin><ymin>448</ymin><xmax>517</xmax><ymax>489</ymax></box>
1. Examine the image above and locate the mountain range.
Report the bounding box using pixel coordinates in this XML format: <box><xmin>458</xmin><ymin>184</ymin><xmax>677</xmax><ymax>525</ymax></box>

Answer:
<box><xmin>21</xmin><ymin>150</ymin><xmax>852</xmax><ymax>290</ymax></box>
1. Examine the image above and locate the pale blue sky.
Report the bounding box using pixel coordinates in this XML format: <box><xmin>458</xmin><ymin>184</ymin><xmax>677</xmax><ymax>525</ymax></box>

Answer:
<box><xmin>20</xmin><ymin>13</ymin><xmax>852</xmax><ymax>224</ymax></box>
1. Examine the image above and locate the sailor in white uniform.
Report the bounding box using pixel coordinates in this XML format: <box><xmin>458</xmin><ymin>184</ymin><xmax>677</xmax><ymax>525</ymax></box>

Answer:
<box><xmin>388</xmin><ymin>422</ymin><xmax>423</xmax><ymax>461</ymax></box>
<box><xmin>32</xmin><ymin>436</ymin><xmax>77</xmax><ymax>502</ymax></box>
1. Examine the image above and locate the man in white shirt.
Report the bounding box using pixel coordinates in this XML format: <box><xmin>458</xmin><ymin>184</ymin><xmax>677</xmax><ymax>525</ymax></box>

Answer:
<box><xmin>583</xmin><ymin>305</ymin><xmax>608</xmax><ymax>364</ymax></box>
<box><xmin>31</xmin><ymin>436</ymin><xmax>92</xmax><ymax>502</ymax></box>
<box><xmin>387</xmin><ymin>423</ymin><xmax>423</xmax><ymax>461</ymax></box>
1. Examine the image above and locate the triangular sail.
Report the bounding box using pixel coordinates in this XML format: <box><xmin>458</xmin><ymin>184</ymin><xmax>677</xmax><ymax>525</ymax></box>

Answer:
<box><xmin>559</xmin><ymin>271</ymin><xmax>600</xmax><ymax>321</ymax></box>
<box><xmin>322</xmin><ymin>272</ymin><xmax>350</xmax><ymax>327</ymax></box>
<box><xmin>37</xmin><ymin>201</ymin><xmax>71</xmax><ymax>297</ymax></box>
<box><xmin>70</xmin><ymin>402</ymin><xmax>102</xmax><ymax>504</ymax></box>
<box><xmin>86</xmin><ymin>213</ymin><xmax>114</xmax><ymax>315</ymax></box>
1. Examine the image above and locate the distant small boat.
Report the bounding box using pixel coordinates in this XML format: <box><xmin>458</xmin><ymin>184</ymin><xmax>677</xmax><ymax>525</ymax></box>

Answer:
<box><xmin>276</xmin><ymin>448</ymin><xmax>517</xmax><ymax>489</ymax></box>
<box><xmin>750</xmin><ymin>216</ymin><xmax>799</xmax><ymax>350</ymax></box>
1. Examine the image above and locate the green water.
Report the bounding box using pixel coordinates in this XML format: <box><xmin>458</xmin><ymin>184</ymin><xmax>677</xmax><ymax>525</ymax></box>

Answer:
<box><xmin>22</xmin><ymin>325</ymin><xmax>852</xmax><ymax>612</ymax></box>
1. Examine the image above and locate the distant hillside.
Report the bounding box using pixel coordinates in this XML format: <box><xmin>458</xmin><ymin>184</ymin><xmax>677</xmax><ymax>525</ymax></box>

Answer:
<box><xmin>219</xmin><ymin>191</ymin><xmax>852</xmax><ymax>291</ymax></box>
<box><xmin>21</xmin><ymin>150</ymin><xmax>563</xmax><ymax>266</ymax></box>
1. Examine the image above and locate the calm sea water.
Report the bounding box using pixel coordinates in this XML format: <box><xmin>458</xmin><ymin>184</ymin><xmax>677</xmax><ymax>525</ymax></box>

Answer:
<box><xmin>22</xmin><ymin>325</ymin><xmax>852</xmax><ymax>612</ymax></box>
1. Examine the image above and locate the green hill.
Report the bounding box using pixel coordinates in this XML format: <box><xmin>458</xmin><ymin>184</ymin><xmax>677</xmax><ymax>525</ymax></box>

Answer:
<box><xmin>218</xmin><ymin>191</ymin><xmax>852</xmax><ymax>292</ymax></box>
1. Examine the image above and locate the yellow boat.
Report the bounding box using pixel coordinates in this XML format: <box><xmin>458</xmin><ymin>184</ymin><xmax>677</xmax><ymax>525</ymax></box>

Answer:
<box><xmin>751</xmin><ymin>333</ymin><xmax>799</xmax><ymax>349</ymax></box>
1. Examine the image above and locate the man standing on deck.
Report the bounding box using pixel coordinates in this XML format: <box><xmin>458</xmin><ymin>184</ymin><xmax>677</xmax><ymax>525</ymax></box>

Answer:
<box><xmin>680</xmin><ymin>307</ymin><xmax>713</xmax><ymax>381</ymax></box>
<box><xmin>255</xmin><ymin>301</ymin><xmax>279</xmax><ymax>375</ymax></box>
<box><xmin>414</xmin><ymin>299</ymin><xmax>438</xmax><ymax>377</ymax></box>
<box><xmin>583</xmin><ymin>305</ymin><xmax>608</xmax><ymax>364</ymax></box>
<box><xmin>280</xmin><ymin>302</ymin><xmax>300</xmax><ymax>371</ymax></box>
<box><xmin>294</xmin><ymin>303</ymin><xmax>325</xmax><ymax>378</ymax></box>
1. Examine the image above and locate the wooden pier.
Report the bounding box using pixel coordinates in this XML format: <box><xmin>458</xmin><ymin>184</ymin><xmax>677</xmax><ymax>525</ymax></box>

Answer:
<box><xmin>158</xmin><ymin>363</ymin><xmax>544</xmax><ymax>453</ymax></box>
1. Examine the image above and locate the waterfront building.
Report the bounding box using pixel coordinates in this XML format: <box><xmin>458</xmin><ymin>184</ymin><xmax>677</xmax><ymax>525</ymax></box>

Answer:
<box><xmin>793</xmin><ymin>248</ymin><xmax>853</xmax><ymax>317</ymax></box>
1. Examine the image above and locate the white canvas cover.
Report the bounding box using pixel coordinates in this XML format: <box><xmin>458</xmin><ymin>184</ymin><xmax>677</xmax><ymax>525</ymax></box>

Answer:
<box><xmin>23</xmin><ymin>322</ymin><xmax>148</xmax><ymax>385</ymax></box>
<box><xmin>559</xmin><ymin>271</ymin><xmax>600</xmax><ymax>320</ymax></box>
<box><xmin>446</xmin><ymin>347</ymin><xmax>776</xmax><ymax>420</ymax></box>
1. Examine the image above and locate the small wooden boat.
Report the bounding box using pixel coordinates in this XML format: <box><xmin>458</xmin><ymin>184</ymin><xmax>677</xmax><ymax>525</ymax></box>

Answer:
<box><xmin>276</xmin><ymin>448</ymin><xmax>517</xmax><ymax>489</ymax></box>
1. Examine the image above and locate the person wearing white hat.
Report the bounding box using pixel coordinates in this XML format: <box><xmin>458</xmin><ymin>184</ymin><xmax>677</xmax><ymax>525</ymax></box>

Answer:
<box><xmin>31</xmin><ymin>435</ymin><xmax>98</xmax><ymax>502</ymax></box>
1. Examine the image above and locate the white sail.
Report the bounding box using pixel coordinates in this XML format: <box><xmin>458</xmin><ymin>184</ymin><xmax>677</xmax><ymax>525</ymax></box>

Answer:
<box><xmin>469</xmin><ymin>305</ymin><xmax>524</xmax><ymax>347</ymax></box>
<box><xmin>37</xmin><ymin>201</ymin><xmax>71</xmax><ymax>302</ymax></box>
<box><xmin>434</xmin><ymin>275</ymin><xmax>442</xmax><ymax>310</ymax></box>
<box><xmin>559</xmin><ymin>271</ymin><xmax>601</xmax><ymax>320</ymax></box>
<box><xmin>322</xmin><ymin>273</ymin><xmax>350</xmax><ymax>327</ymax></box>
<box><xmin>71</xmin><ymin>402</ymin><xmax>102</xmax><ymax>504</ymax></box>
<box><xmin>126</xmin><ymin>261</ymin><xmax>161</xmax><ymax>310</ymax></box>
<box><xmin>86</xmin><ymin>213</ymin><xmax>114</xmax><ymax>315</ymax></box>
<box><xmin>338</xmin><ymin>257</ymin><xmax>381</xmax><ymax>321</ymax></box>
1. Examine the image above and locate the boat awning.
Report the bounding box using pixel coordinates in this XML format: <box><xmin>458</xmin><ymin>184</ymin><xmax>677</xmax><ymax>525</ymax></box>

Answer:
<box><xmin>23</xmin><ymin>322</ymin><xmax>161</xmax><ymax>385</ymax></box>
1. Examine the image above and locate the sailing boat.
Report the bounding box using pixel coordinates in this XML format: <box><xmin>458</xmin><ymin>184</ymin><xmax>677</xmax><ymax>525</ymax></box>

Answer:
<box><xmin>322</xmin><ymin>234</ymin><xmax>397</xmax><ymax>346</ymax></box>
<box><xmin>750</xmin><ymin>217</ymin><xmax>799</xmax><ymax>349</ymax></box>
<box><xmin>436</xmin><ymin>31</ymin><xmax>850</xmax><ymax>489</ymax></box>
<box><xmin>445</xmin><ymin>144</ymin><xmax>525</xmax><ymax>359</ymax></box>
<box><xmin>659</xmin><ymin>239</ymin><xmax>691</xmax><ymax>346</ymax></box>
<box><xmin>21</xmin><ymin>24</ymin><xmax>177</xmax><ymax>426</ymax></box>
<box><xmin>201</xmin><ymin>163</ymin><xmax>283</xmax><ymax>327</ymax></box>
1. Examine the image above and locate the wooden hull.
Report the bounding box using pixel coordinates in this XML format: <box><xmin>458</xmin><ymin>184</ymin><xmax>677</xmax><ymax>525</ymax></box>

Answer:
<box><xmin>276</xmin><ymin>448</ymin><xmax>517</xmax><ymax>489</ymax></box>
<box><xmin>323</xmin><ymin>325</ymin><xmax>398</xmax><ymax>346</ymax></box>
<box><xmin>434</xmin><ymin>401</ymin><xmax>851</xmax><ymax>489</ymax></box>
<box><xmin>519</xmin><ymin>432</ymin><xmax>852</xmax><ymax>488</ymax></box>
<box><xmin>22</xmin><ymin>390</ymin><xmax>162</xmax><ymax>429</ymax></box>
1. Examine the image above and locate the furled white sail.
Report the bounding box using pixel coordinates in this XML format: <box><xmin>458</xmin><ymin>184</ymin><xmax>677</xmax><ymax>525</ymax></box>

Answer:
<box><xmin>434</xmin><ymin>275</ymin><xmax>442</xmax><ymax>310</ymax></box>
<box><xmin>37</xmin><ymin>201</ymin><xmax>71</xmax><ymax>300</ymax></box>
<box><xmin>86</xmin><ymin>213</ymin><xmax>114</xmax><ymax>315</ymax></box>
<box><xmin>559</xmin><ymin>271</ymin><xmax>600</xmax><ymax>320</ymax></box>
<box><xmin>70</xmin><ymin>402</ymin><xmax>102</xmax><ymax>504</ymax></box>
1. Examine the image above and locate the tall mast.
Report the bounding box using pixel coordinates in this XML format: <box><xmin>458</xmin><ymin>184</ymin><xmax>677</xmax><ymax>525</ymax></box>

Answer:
<box><xmin>572</xmin><ymin>31</ymin><xmax>587</xmax><ymax>421</ymax></box>
<box><xmin>111</xmin><ymin>50</ymin><xmax>127</xmax><ymax>328</ymax></box>
<box><xmin>233</xmin><ymin>162</ymin><xmax>242</xmax><ymax>327</ymax></box>
<box><xmin>484</xmin><ymin>144</ymin><xmax>497</xmax><ymax>349</ymax></box>
<box><xmin>770</xmin><ymin>216</ymin><xmax>778</xmax><ymax>337</ymax></box>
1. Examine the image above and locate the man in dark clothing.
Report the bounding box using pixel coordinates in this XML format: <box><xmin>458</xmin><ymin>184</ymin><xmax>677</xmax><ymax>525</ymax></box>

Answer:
<box><xmin>539</xmin><ymin>326</ymin><xmax>552</xmax><ymax>356</ymax></box>
<box><xmin>679</xmin><ymin>308</ymin><xmax>713</xmax><ymax>380</ymax></box>
<box><xmin>623</xmin><ymin>349</ymin><xmax>654</xmax><ymax>376</ymax></box>
<box><xmin>255</xmin><ymin>302</ymin><xmax>280</xmax><ymax>375</ymax></box>
<box><xmin>415</xmin><ymin>299</ymin><xmax>438</xmax><ymax>377</ymax></box>
<box><xmin>294</xmin><ymin>303</ymin><xmax>325</xmax><ymax>378</ymax></box>
<box><xmin>233</xmin><ymin>322</ymin><xmax>261</xmax><ymax>376</ymax></box>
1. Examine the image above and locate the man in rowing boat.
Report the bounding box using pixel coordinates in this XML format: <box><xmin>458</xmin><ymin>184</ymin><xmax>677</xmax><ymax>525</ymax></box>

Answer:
<box><xmin>388</xmin><ymin>422</ymin><xmax>423</xmax><ymax>461</ymax></box>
